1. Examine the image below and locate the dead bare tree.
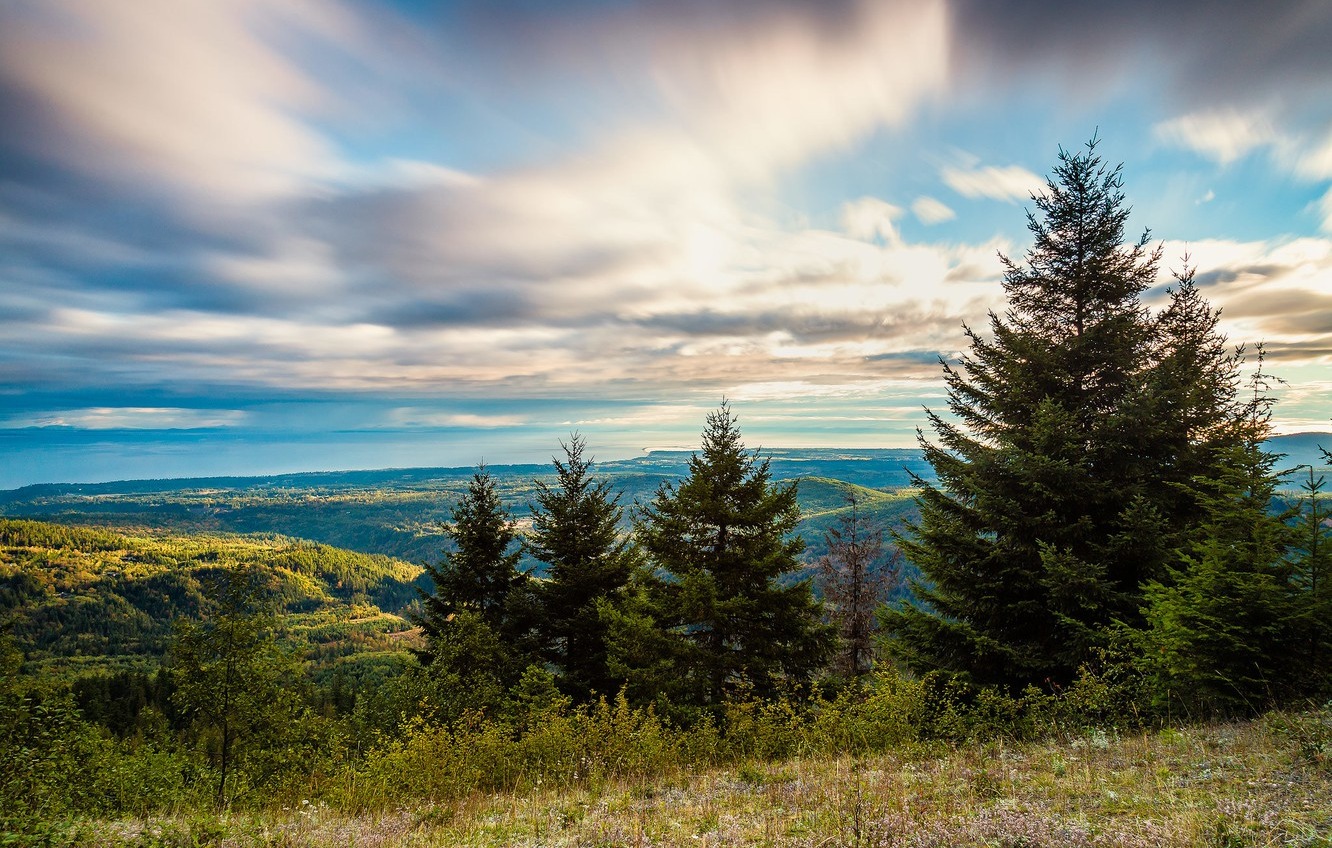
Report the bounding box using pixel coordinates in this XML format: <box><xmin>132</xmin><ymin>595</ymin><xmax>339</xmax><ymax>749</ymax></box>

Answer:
<box><xmin>817</xmin><ymin>495</ymin><xmax>899</xmax><ymax>679</ymax></box>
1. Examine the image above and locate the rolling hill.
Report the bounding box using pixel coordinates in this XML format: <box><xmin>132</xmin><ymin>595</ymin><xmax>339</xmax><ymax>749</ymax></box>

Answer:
<box><xmin>0</xmin><ymin>519</ymin><xmax>423</xmax><ymax>680</ymax></box>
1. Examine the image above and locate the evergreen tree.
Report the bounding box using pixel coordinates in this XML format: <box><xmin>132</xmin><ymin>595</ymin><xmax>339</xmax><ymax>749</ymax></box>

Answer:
<box><xmin>1281</xmin><ymin>457</ymin><xmax>1332</xmax><ymax>700</ymax></box>
<box><xmin>883</xmin><ymin>139</ymin><xmax>1245</xmax><ymax>690</ymax></box>
<box><xmin>528</xmin><ymin>434</ymin><xmax>636</xmax><ymax>700</ymax></box>
<box><xmin>624</xmin><ymin>402</ymin><xmax>831</xmax><ymax>707</ymax></box>
<box><xmin>413</xmin><ymin>468</ymin><xmax>536</xmax><ymax>707</ymax></box>
<box><xmin>816</xmin><ymin>496</ymin><xmax>898</xmax><ymax>680</ymax></box>
<box><xmin>1140</xmin><ymin>364</ymin><xmax>1297</xmax><ymax>713</ymax></box>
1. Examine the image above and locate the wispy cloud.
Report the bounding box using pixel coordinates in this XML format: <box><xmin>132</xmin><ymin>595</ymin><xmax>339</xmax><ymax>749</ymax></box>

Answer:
<box><xmin>840</xmin><ymin>197</ymin><xmax>903</xmax><ymax>243</ymax></box>
<box><xmin>941</xmin><ymin>164</ymin><xmax>1044</xmax><ymax>203</ymax></box>
<box><xmin>384</xmin><ymin>409</ymin><xmax>527</xmax><ymax>429</ymax></box>
<box><xmin>0</xmin><ymin>0</ymin><xmax>347</xmax><ymax>202</ymax></box>
<box><xmin>912</xmin><ymin>196</ymin><xmax>956</xmax><ymax>225</ymax></box>
<box><xmin>1156</xmin><ymin>236</ymin><xmax>1332</xmax><ymax>363</ymax></box>
<box><xmin>1</xmin><ymin>407</ymin><xmax>247</xmax><ymax>430</ymax></box>
<box><xmin>1154</xmin><ymin>109</ymin><xmax>1276</xmax><ymax>165</ymax></box>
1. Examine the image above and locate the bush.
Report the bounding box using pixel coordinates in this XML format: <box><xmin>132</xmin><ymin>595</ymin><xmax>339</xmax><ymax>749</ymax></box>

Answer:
<box><xmin>0</xmin><ymin>689</ymin><xmax>115</xmax><ymax>829</ymax></box>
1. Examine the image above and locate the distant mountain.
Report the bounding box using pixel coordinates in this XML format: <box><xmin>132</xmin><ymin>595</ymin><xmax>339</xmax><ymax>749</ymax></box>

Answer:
<box><xmin>1</xmin><ymin>438</ymin><xmax>1323</xmax><ymax>564</ymax></box>
<box><xmin>1269</xmin><ymin>432</ymin><xmax>1332</xmax><ymax>472</ymax></box>
<box><xmin>0</xmin><ymin>446</ymin><xmax>934</xmax><ymax>501</ymax></box>
<box><xmin>0</xmin><ymin>448</ymin><xmax>932</xmax><ymax>563</ymax></box>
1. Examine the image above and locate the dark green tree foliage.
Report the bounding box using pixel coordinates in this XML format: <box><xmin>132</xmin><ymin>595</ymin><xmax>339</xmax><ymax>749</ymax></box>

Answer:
<box><xmin>626</xmin><ymin>403</ymin><xmax>831</xmax><ymax>707</ymax></box>
<box><xmin>528</xmin><ymin>434</ymin><xmax>635</xmax><ymax>700</ymax></box>
<box><xmin>1125</xmin><ymin>269</ymin><xmax>1243</xmax><ymax>576</ymax></box>
<box><xmin>169</xmin><ymin>567</ymin><xmax>307</xmax><ymax>807</ymax></box>
<box><xmin>885</xmin><ymin>139</ymin><xmax>1242</xmax><ymax>690</ymax></box>
<box><xmin>1288</xmin><ymin>459</ymin><xmax>1332</xmax><ymax>693</ymax></box>
<box><xmin>1140</xmin><ymin>372</ymin><xmax>1298</xmax><ymax>713</ymax></box>
<box><xmin>414</xmin><ymin>468</ymin><xmax>537</xmax><ymax>711</ymax></box>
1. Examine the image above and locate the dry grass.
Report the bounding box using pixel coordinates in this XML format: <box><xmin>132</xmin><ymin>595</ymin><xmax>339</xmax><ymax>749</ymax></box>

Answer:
<box><xmin>93</xmin><ymin>717</ymin><xmax>1331</xmax><ymax>847</ymax></box>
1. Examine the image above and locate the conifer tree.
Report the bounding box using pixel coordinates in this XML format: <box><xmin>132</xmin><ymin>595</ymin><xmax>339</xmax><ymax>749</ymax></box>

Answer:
<box><xmin>528</xmin><ymin>434</ymin><xmax>636</xmax><ymax>700</ymax></box>
<box><xmin>1140</xmin><ymin>363</ymin><xmax>1297</xmax><ymax>713</ymax></box>
<box><xmin>1288</xmin><ymin>460</ymin><xmax>1332</xmax><ymax>697</ymax></box>
<box><xmin>625</xmin><ymin>403</ymin><xmax>831</xmax><ymax>707</ymax></box>
<box><xmin>883</xmin><ymin>139</ymin><xmax>1246</xmax><ymax>690</ymax></box>
<box><xmin>414</xmin><ymin>468</ymin><xmax>535</xmax><ymax>704</ymax></box>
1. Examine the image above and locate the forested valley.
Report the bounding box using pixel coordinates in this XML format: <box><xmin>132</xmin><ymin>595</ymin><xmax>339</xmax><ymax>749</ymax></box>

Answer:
<box><xmin>4</xmin><ymin>142</ymin><xmax>1332</xmax><ymax>846</ymax></box>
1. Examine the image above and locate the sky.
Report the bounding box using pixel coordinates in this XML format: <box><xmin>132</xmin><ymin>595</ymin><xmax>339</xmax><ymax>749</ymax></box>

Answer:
<box><xmin>2</xmin><ymin>0</ymin><xmax>1332</xmax><ymax>488</ymax></box>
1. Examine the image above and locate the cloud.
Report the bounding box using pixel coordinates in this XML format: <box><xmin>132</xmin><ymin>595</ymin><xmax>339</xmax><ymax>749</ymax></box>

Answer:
<box><xmin>1154</xmin><ymin>109</ymin><xmax>1276</xmax><ymax>164</ymax></box>
<box><xmin>912</xmin><ymin>196</ymin><xmax>956</xmax><ymax>225</ymax></box>
<box><xmin>1290</xmin><ymin>132</ymin><xmax>1332</xmax><ymax>182</ymax></box>
<box><xmin>0</xmin><ymin>0</ymin><xmax>348</xmax><ymax>203</ymax></box>
<box><xmin>1154</xmin><ymin>236</ymin><xmax>1332</xmax><ymax>365</ymax></box>
<box><xmin>654</xmin><ymin>0</ymin><xmax>949</xmax><ymax>179</ymax></box>
<box><xmin>1</xmin><ymin>0</ymin><xmax>1327</xmax><ymax>447</ymax></box>
<box><xmin>841</xmin><ymin>197</ymin><xmax>903</xmax><ymax>243</ymax></box>
<box><xmin>941</xmin><ymin>164</ymin><xmax>1045</xmax><ymax>202</ymax></box>
<box><xmin>0</xmin><ymin>407</ymin><xmax>247</xmax><ymax>430</ymax></box>
<box><xmin>949</xmin><ymin>0</ymin><xmax>1332</xmax><ymax>111</ymax></box>
<box><xmin>447</xmin><ymin>0</ymin><xmax>950</xmax><ymax>181</ymax></box>
<box><xmin>383</xmin><ymin>409</ymin><xmax>527</xmax><ymax>429</ymax></box>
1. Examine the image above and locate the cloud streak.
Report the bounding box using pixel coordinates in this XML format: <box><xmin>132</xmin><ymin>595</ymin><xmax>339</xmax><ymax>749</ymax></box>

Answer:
<box><xmin>0</xmin><ymin>0</ymin><xmax>1330</xmax><ymax>482</ymax></box>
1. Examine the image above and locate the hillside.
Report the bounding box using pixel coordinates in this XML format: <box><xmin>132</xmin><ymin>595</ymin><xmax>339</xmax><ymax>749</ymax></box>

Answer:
<box><xmin>0</xmin><ymin>519</ymin><xmax>422</xmax><ymax>679</ymax></box>
<box><xmin>0</xmin><ymin>461</ymin><xmax>927</xmax><ymax>569</ymax></box>
<box><xmin>0</xmin><ymin>470</ymin><xmax>918</xmax><ymax>680</ymax></box>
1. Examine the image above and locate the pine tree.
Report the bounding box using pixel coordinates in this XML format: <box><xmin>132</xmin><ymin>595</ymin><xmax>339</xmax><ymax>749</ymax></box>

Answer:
<box><xmin>528</xmin><ymin>434</ymin><xmax>636</xmax><ymax>700</ymax></box>
<box><xmin>816</xmin><ymin>496</ymin><xmax>898</xmax><ymax>680</ymax></box>
<box><xmin>413</xmin><ymin>468</ymin><xmax>535</xmax><ymax>705</ymax></box>
<box><xmin>883</xmin><ymin>139</ymin><xmax>1244</xmax><ymax>690</ymax></box>
<box><xmin>625</xmin><ymin>402</ymin><xmax>832</xmax><ymax>707</ymax></box>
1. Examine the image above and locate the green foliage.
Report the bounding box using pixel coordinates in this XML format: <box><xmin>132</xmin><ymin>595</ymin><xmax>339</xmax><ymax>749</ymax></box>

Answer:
<box><xmin>169</xmin><ymin>568</ymin><xmax>314</xmax><ymax>807</ymax></box>
<box><xmin>1138</xmin><ymin>367</ymin><xmax>1319</xmax><ymax>716</ymax></box>
<box><xmin>0</xmin><ymin>519</ymin><xmax>417</xmax><ymax>683</ymax></box>
<box><xmin>1288</xmin><ymin>464</ymin><xmax>1332</xmax><ymax>699</ymax></box>
<box><xmin>885</xmin><ymin>139</ymin><xmax>1252</xmax><ymax>692</ymax></box>
<box><xmin>349</xmin><ymin>691</ymin><xmax>685</xmax><ymax>806</ymax></box>
<box><xmin>414</xmin><ymin>468</ymin><xmax>539</xmax><ymax>717</ymax></box>
<box><xmin>622</xmin><ymin>402</ymin><xmax>833</xmax><ymax>708</ymax></box>
<box><xmin>0</xmin><ymin>632</ymin><xmax>206</xmax><ymax>836</ymax></box>
<box><xmin>1266</xmin><ymin>703</ymin><xmax>1332</xmax><ymax>774</ymax></box>
<box><xmin>528</xmin><ymin>434</ymin><xmax>636</xmax><ymax>700</ymax></box>
<box><xmin>0</xmin><ymin>685</ymin><xmax>112</xmax><ymax>832</ymax></box>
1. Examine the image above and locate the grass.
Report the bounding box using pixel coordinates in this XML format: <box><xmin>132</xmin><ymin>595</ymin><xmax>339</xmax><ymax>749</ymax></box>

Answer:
<box><xmin>74</xmin><ymin>715</ymin><xmax>1332</xmax><ymax>847</ymax></box>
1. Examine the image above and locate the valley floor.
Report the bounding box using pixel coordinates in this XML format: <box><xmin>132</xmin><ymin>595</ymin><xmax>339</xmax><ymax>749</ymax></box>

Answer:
<box><xmin>92</xmin><ymin>716</ymin><xmax>1331</xmax><ymax>847</ymax></box>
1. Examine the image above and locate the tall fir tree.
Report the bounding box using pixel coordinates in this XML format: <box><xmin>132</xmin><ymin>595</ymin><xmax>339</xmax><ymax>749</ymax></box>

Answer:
<box><xmin>528</xmin><ymin>434</ymin><xmax>636</xmax><ymax>700</ymax></box>
<box><xmin>619</xmin><ymin>403</ymin><xmax>831</xmax><ymax>707</ymax></box>
<box><xmin>883</xmin><ymin>139</ymin><xmax>1246</xmax><ymax>690</ymax></box>
<box><xmin>413</xmin><ymin>467</ymin><xmax>536</xmax><ymax>711</ymax></box>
